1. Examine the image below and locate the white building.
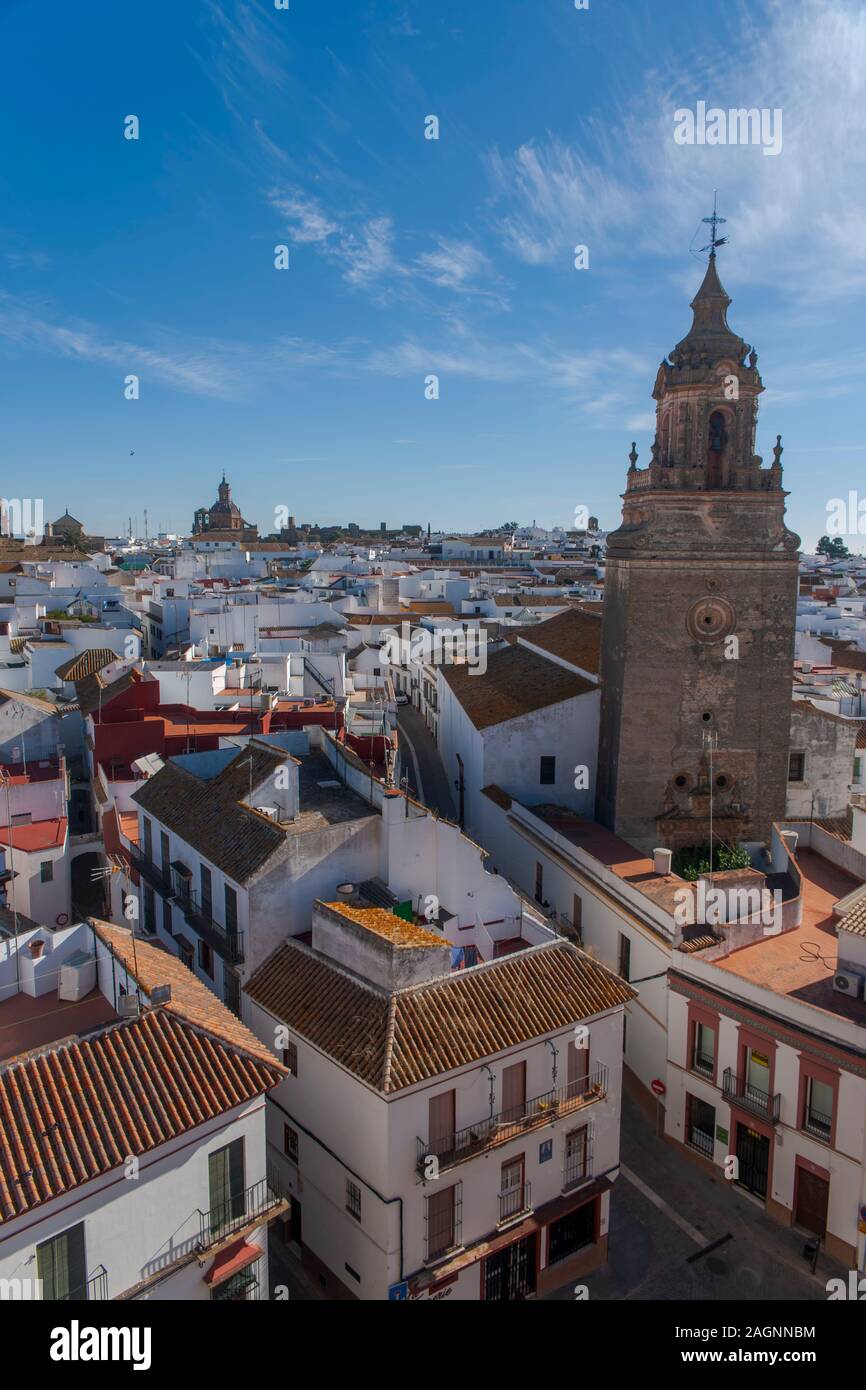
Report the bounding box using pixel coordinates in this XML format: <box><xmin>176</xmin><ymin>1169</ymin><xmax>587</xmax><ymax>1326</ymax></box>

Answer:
<box><xmin>664</xmin><ymin>826</ymin><xmax>866</xmax><ymax>1268</ymax></box>
<box><xmin>0</xmin><ymin>919</ymin><xmax>286</xmax><ymax>1301</ymax></box>
<box><xmin>246</xmin><ymin>891</ymin><xmax>633</xmax><ymax>1300</ymax></box>
<box><xmin>437</xmin><ymin>608</ymin><xmax>602</xmax><ymax>838</ymax></box>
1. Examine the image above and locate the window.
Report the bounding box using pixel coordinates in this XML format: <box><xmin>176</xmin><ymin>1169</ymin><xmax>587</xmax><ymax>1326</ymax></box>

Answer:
<box><xmin>160</xmin><ymin>831</ymin><xmax>170</xmax><ymax>876</ymax></box>
<box><xmin>539</xmin><ymin>756</ymin><xmax>556</xmax><ymax>786</ymax></box>
<box><xmin>534</xmin><ymin>861</ymin><xmax>544</xmax><ymax>904</ymax></box>
<box><xmin>572</xmin><ymin>894</ymin><xmax>582</xmax><ymax>941</ymax></box>
<box><xmin>803</xmin><ymin>1075</ymin><xmax>833</xmax><ymax>1142</ymax></box>
<box><xmin>564</xmin><ymin>1127</ymin><xmax>589</xmax><ymax>1187</ymax></box>
<box><xmin>425</xmin><ymin>1184</ymin><xmax>460</xmax><ymax>1262</ymax></box>
<box><xmin>499</xmin><ymin>1156</ymin><xmax>527</xmax><ymax>1221</ymax></box>
<box><xmin>142</xmin><ymin>816</ymin><xmax>153</xmax><ymax>861</ymax></box>
<box><xmin>283</xmin><ymin>1124</ymin><xmax>299</xmax><ymax>1162</ymax></box>
<box><xmin>283</xmin><ymin>1041</ymin><xmax>298</xmax><ymax>1075</ymax></box>
<box><xmin>788</xmin><ymin>751</ymin><xmax>806</xmax><ymax>783</ymax></box>
<box><xmin>36</xmin><ymin>1222</ymin><xmax>87</xmax><ymax>1301</ymax></box>
<box><xmin>40</xmin><ymin>860</ymin><xmax>53</xmax><ymax>883</ymax></box>
<box><xmin>428</xmin><ymin>1089</ymin><xmax>456</xmax><ymax>1159</ymax></box>
<box><xmin>212</xmin><ymin>1263</ymin><xmax>259</xmax><ymax>1301</ymax></box>
<box><xmin>566</xmin><ymin>1039</ymin><xmax>589</xmax><ymax>1100</ymax></box>
<box><xmin>346</xmin><ymin>1179</ymin><xmax>362</xmax><ymax>1222</ymax></box>
<box><xmin>502</xmin><ymin>1060</ymin><xmax>526</xmax><ymax>1123</ymax></box>
<box><xmin>548</xmin><ymin>1200</ymin><xmax>595</xmax><ymax>1265</ymax></box>
<box><xmin>686</xmin><ymin>1094</ymin><xmax>716</xmax><ymax>1158</ymax></box>
<box><xmin>198</xmin><ymin>939</ymin><xmax>214</xmax><ymax>979</ymax></box>
<box><xmin>224</xmin><ymin>968</ymin><xmax>241</xmax><ymax>1018</ymax></box>
<box><xmin>177</xmin><ymin>937</ymin><xmax>194</xmax><ymax>970</ymax></box>
<box><xmin>208</xmin><ymin>1139</ymin><xmax>245</xmax><ymax>1235</ymax></box>
<box><xmin>200</xmin><ymin>864</ymin><xmax>213</xmax><ymax>919</ymax></box>
<box><xmin>692</xmin><ymin>1021</ymin><xmax>716</xmax><ymax>1078</ymax></box>
<box><xmin>617</xmin><ymin>933</ymin><xmax>631</xmax><ymax>981</ymax></box>
<box><xmin>855</xmin><ymin>757</ymin><xmax>862</xmax><ymax>783</ymax></box>
<box><xmin>143</xmin><ymin>884</ymin><xmax>155</xmax><ymax>935</ymax></box>
<box><xmin>224</xmin><ymin>884</ymin><xmax>238</xmax><ymax>937</ymax></box>
<box><xmin>162</xmin><ymin>898</ymin><xmax>172</xmax><ymax>935</ymax></box>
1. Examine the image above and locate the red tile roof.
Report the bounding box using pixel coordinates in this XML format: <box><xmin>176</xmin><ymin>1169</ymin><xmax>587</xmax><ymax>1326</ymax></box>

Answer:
<box><xmin>0</xmin><ymin>1008</ymin><xmax>283</xmax><ymax>1223</ymax></box>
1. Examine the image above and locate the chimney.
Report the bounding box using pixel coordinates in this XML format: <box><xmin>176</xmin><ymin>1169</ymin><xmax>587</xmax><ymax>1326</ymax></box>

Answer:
<box><xmin>653</xmin><ymin>847</ymin><xmax>673</xmax><ymax>875</ymax></box>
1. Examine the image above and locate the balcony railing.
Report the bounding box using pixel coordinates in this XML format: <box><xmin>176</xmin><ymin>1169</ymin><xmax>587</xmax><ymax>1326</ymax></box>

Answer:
<box><xmin>417</xmin><ymin>1064</ymin><xmax>608</xmax><ymax>1175</ymax></box>
<box><xmin>196</xmin><ymin>1175</ymin><xmax>286</xmax><ymax>1251</ymax></box>
<box><xmin>722</xmin><ymin>1067</ymin><xmax>781</xmax><ymax>1123</ymax></box>
<box><xmin>498</xmin><ymin>1182</ymin><xmax>532</xmax><ymax>1225</ymax></box>
<box><xmin>52</xmin><ymin>1266</ymin><xmax>108</xmax><ymax>1301</ymax></box>
<box><xmin>803</xmin><ymin>1107</ymin><xmax>832</xmax><ymax>1142</ymax></box>
<box><xmin>130</xmin><ymin>851</ymin><xmax>245</xmax><ymax>964</ymax></box>
<box><xmin>129</xmin><ymin>845</ymin><xmax>173</xmax><ymax>896</ymax></box>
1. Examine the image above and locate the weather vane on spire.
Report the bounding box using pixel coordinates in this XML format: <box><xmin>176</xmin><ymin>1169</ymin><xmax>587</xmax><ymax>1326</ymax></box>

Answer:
<box><xmin>699</xmin><ymin>191</ymin><xmax>728</xmax><ymax>258</ymax></box>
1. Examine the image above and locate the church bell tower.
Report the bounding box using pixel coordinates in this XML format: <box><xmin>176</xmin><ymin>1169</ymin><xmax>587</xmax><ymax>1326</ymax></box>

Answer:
<box><xmin>596</xmin><ymin>232</ymin><xmax>800</xmax><ymax>853</ymax></box>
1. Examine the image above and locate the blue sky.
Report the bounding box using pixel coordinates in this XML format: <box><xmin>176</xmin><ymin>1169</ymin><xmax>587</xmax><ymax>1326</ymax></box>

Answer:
<box><xmin>1</xmin><ymin>0</ymin><xmax>864</xmax><ymax>548</ymax></box>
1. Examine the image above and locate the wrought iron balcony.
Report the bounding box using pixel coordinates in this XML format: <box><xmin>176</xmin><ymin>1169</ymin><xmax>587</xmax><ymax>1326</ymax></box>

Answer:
<box><xmin>129</xmin><ymin>845</ymin><xmax>173</xmax><ymax>895</ymax></box>
<box><xmin>417</xmin><ymin>1064</ymin><xmax>608</xmax><ymax>1175</ymax></box>
<box><xmin>196</xmin><ymin>1175</ymin><xmax>286</xmax><ymax>1251</ymax></box>
<box><xmin>722</xmin><ymin>1067</ymin><xmax>781</xmax><ymax>1123</ymax></box>
<box><xmin>52</xmin><ymin>1265</ymin><xmax>108</xmax><ymax>1301</ymax></box>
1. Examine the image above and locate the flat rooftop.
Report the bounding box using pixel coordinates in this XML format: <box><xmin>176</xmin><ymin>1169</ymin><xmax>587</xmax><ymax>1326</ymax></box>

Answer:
<box><xmin>714</xmin><ymin>849</ymin><xmax>865</xmax><ymax>1024</ymax></box>
<box><xmin>0</xmin><ymin>987</ymin><xmax>117</xmax><ymax>1064</ymax></box>
<box><xmin>533</xmin><ymin>808</ymin><xmax>686</xmax><ymax>914</ymax></box>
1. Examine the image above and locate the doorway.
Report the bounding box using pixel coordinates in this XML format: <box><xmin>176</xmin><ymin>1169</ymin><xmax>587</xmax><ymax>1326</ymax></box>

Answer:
<box><xmin>735</xmin><ymin>1124</ymin><xmax>770</xmax><ymax>1201</ymax></box>
<box><xmin>795</xmin><ymin>1168</ymin><xmax>829</xmax><ymax>1237</ymax></box>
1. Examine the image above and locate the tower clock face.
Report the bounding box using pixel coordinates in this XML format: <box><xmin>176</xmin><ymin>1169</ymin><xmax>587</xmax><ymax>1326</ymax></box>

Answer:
<box><xmin>687</xmin><ymin>595</ymin><xmax>736</xmax><ymax>643</ymax></box>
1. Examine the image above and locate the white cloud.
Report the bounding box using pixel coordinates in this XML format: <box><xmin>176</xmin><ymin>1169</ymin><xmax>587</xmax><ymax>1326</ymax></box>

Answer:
<box><xmin>268</xmin><ymin>188</ymin><xmax>337</xmax><ymax>244</ymax></box>
<box><xmin>487</xmin><ymin>0</ymin><xmax>866</xmax><ymax>301</ymax></box>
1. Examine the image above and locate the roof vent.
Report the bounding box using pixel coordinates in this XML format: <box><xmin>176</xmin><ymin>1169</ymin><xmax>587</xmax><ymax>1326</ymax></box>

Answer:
<box><xmin>653</xmin><ymin>847</ymin><xmax>673</xmax><ymax>876</ymax></box>
<box><xmin>150</xmin><ymin>984</ymin><xmax>172</xmax><ymax>1005</ymax></box>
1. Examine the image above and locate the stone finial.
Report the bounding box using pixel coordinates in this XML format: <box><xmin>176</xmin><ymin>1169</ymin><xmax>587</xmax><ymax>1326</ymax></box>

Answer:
<box><xmin>773</xmin><ymin>434</ymin><xmax>783</xmax><ymax>467</ymax></box>
<box><xmin>748</xmin><ymin>348</ymin><xmax>758</xmax><ymax>369</ymax></box>
<box><xmin>628</xmin><ymin>442</ymin><xmax>638</xmax><ymax>470</ymax></box>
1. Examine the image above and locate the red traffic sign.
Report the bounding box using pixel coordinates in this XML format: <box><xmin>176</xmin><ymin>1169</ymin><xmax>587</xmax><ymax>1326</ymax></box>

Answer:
<box><xmin>650</xmin><ymin>1078</ymin><xmax>667</xmax><ymax>1097</ymax></box>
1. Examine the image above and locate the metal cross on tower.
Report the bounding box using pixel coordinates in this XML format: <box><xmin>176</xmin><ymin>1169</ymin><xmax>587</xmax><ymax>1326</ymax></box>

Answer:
<box><xmin>699</xmin><ymin>192</ymin><xmax>728</xmax><ymax>257</ymax></box>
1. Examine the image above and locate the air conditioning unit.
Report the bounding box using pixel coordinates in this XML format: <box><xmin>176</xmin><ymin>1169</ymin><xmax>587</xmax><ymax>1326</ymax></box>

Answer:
<box><xmin>832</xmin><ymin>972</ymin><xmax>862</xmax><ymax>998</ymax></box>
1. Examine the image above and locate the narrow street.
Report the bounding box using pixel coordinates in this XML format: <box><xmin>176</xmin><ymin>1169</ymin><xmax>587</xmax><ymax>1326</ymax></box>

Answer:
<box><xmin>544</xmin><ymin>1089</ymin><xmax>843</xmax><ymax>1301</ymax></box>
<box><xmin>396</xmin><ymin>705</ymin><xmax>456</xmax><ymax>821</ymax></box>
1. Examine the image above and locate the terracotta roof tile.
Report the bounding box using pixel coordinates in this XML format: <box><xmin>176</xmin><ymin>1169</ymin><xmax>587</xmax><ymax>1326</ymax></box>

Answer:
<box><xmin>440</xmin><ymin>642</ymin><xmax>594</xmax><ymax>731</ymax></box>
<box><xmin>505</xmin><ymin>607</ymin><xmax>602</xmax><ymax>675</ymax></box>
<box><xmin>0</xmin><ymin>1004</ymin><xmax>282</xmax><ymax>1223</ymax></box>
<box><xmin>90</xmin><ymin>921</ymin><xmax>280</xmax><ymax>1066</ymax></box>
<box><xmin>55</xmin><ymin>648</ymin><xmax>119</xmax><ymax>682</ymax></box>
<box><xmin>246</xmin><ymin>938</ymin><xmax>634</xmax><ymax>1093</ymax></box>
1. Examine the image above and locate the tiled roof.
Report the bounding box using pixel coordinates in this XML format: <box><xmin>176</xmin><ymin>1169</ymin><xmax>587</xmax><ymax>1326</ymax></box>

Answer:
<box><xmin>839</xmin><ymin>897</ymin><xmax>866</xmax><ymax>936</ymax></box>
<box><xmin>440</xmin><ymin>642</ymin><xmax>594</xmax><ymax>731</ymax></box>
<box><xmin>132</xmin><ymin>743</ymin><xmax>288</xmax><ymax>883</ymax></box>
<box><xmin>506</xmin><ymin>606</ymin><xmax>602</xmax><ymax>675</ymax></box>
<box><xmin>245</xmin><ymin>938</ymin><xmax>634</xmax><ymax>1093</ymax></box>
<box><xmin>90</xmin><ymin>921</ymin><xmax>279</xmax><ymax>1065</ymax></box>
<box><xmin>494</xmin><ymin>593</ymin><xmax>566</xmax><ymax>608</ymax></box>
<box><xmin>0</xmin><ymin>1006</ymin><xmax>283</xmax><ymax>1223</ymax></box>
<box><xmin>54</xmin><ymin>648</ymin><xmax>119</xmax><ymax>682</ymax></box>
<box><xmin>0</xmin><ymin>688</ymin><xmax>58</xmax><ymax>713</ymax></box>
<box><xmin>75</xmin><ymin>667</ymin><xmax>141</xmax><ymax>717</ymax></box>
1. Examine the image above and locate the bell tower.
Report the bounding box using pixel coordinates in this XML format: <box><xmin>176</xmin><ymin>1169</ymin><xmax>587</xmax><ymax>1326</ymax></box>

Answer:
<box><xmin>596</xmin><ymin>233</ymin><xmax>800</xmax><ymax>853</ymax></box>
